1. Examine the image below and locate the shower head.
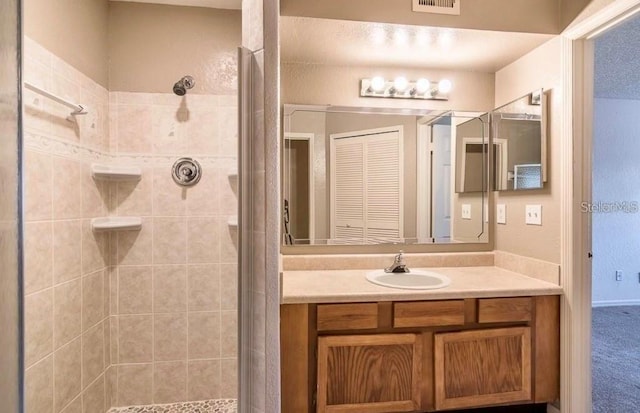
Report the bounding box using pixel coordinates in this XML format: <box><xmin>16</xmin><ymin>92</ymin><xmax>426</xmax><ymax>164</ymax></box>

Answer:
<box><xmin>173</xmin><ymin>75</ymin><xmax>195</xmax><ymax>96</ymax></box>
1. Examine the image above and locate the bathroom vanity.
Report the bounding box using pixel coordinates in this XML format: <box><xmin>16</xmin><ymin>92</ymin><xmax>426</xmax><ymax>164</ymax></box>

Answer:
<box><xmin>280</xmin><ymin>265</ymin><xmax>562</xmax><ymax>413</ymax></box>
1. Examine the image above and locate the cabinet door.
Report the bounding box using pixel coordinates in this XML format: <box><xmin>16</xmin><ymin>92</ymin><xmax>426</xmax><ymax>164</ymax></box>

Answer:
<box><xmin>317</xmin><ymin>334</ymin><xmax>421</xmax><ymax>413</ymax></box>
<box><xmin>434</xmin><ymin>327</ymin><xmax>531</xmax><ymax>410</ymax></box>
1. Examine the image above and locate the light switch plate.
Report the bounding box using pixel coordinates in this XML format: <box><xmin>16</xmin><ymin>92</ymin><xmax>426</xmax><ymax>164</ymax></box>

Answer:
<box><xmin>497</xmin><ymin>204</ymin><xmax>506</xmax><ymax>224</ymax></box>
<box><xmin>525</xmin><ymin>204</ymin><xmax>542</xmax><ymax>225</ymax></box>
<box><xmin>462</xmin><ymin>204</ymin><xmax>471</xmax><ymax>220</ymax></box>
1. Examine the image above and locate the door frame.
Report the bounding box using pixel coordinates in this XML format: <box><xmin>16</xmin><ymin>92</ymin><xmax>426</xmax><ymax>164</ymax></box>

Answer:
<box><xmin>562</xmin><ymin>2</ymin><xmax>640</xmax><ymax>412</ymax></box>
<box><xmin>283</xmin><ymin>132</ymin><xmax>316</xmax><ymax>242</ymax></box>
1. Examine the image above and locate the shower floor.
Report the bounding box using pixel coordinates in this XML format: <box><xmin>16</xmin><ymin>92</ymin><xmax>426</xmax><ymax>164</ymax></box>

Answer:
<box><xmin>107</xmin><ymin>399</ymin><xmax>236</xmax><ymax>413</ymax></box>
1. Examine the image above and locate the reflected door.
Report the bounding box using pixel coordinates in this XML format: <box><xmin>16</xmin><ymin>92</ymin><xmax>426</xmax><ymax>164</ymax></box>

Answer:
<box><xmin>432</xmin><ymin>124</ymin><xmax>452</xmax><ymax>241</ymax></box>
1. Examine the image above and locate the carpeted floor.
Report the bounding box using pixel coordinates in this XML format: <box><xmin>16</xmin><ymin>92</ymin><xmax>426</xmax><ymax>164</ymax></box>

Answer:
<box><xmin>592</xmin><ymin>305</ymin><xmax>640</xmax><ymax>413</ymax></box>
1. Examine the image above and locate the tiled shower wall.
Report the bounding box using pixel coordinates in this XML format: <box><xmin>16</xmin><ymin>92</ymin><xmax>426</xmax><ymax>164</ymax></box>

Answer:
<box><xmin>107</xmin><ymin>92</ymin><xmax>238</xmax><ymax>407</ymax></box>
<box><xmin>23</xmin><ymin>37</ymin><xmax>112</xmax><ymax>413</ymax></box>
<box><xmin>23</xmin><ymin>38</ymin><xmax>238</xmax><ymax>413</ymax></box>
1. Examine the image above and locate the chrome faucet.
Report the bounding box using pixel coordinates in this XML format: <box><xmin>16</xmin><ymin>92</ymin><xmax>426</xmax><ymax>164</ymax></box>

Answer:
<box><xmin>385</xmin><ymin>251</ymin><xmax>410</xmax><ymax>273</ymax></box>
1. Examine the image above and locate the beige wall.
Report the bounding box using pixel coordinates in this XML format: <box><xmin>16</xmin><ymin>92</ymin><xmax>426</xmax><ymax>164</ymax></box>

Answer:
<box><xmin>493</xmin><ymin>37</ymin><xmax>562</xmax><ymax>264</ymax></box>
<box><xmin>24</xmin><ymin>0</ymin><xmax>109</xmax><ymax>87</ymax></box>
<box><xmin>280</xmin><ymin>0</ymin><xmax>561</xmax><ymax>34</ymax></box>
<box><xmin>108</xmin><ymin>2</ymin><xmax>240</xmax><ymax>94</ymax></box>
<box><xmin>282</xmin><ymin>62</ymin><xmax>495</xmax><ymax>112</ymax></box>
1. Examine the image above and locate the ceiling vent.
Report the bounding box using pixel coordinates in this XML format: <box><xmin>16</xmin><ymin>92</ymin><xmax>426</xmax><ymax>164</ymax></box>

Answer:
<box><xmin>412</xmin><ymin>0</ymin><xmax>460</xmax><ymax>15</ymax></box>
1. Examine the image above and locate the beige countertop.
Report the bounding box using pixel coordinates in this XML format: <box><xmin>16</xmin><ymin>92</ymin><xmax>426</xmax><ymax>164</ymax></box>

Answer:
<box><xmin>281</xmin><ymin>266</ymin><xmax>563</xmax><ymax>304</ymax></box>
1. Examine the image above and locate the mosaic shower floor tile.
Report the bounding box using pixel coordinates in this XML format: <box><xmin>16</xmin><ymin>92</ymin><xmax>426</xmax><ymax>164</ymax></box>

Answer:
<box><xmin>107</xmin><ymin>399</ymin><xmax>237</xmax><ymax>413</ymax></box>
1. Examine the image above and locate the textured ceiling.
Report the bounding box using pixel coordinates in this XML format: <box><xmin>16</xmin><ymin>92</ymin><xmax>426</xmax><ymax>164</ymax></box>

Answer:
<box><xmin>595</xmin><ymin>14</ymin><xmax>640</xmax><ymax>99</ymax></box>
<box><xmin>280</xmin><ymin>17</ymin><xmax>554</xmax><ymax>73</ymax></box>
<box><xmin>109</xmin><ymin>0</ymin><xmax>241</xmax><ymax>9</ymax></box>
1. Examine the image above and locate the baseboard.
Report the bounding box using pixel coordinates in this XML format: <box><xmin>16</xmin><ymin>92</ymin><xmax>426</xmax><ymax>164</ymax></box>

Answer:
<box><xmin>592</xmin><ymin>299</ymin><xmax>640</xmax><ymax>307</ymax></box>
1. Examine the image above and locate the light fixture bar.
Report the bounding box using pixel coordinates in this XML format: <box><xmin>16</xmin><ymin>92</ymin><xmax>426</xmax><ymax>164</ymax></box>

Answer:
<box><xmin>360</xmin><ymin>78</ymin><xmax>450</xmax><ymax>100</ymax></box>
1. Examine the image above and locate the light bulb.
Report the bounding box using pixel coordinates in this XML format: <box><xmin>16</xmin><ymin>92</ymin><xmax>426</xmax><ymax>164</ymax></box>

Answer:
<box><xmin>415</xmin><ymin>78</ymin><xmax>431</xmax><ymax>94</ymax></box>
<box><xmin>393</xmin><ymin>77</ymin><xmax>409</xmax><ymax>93</ymax></box>
<box><xmin>370</xmin><ymin>76</ymin><xmax>386</xmax><ymax>93</ymax></box>
<box><xmin>438</xmin><ymin>79</ymin><xmax>452</xmax><ymax>94</ymax></box>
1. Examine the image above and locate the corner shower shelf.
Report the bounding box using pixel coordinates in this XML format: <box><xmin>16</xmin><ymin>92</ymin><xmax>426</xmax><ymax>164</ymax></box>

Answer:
<box><xmin>91</xmin><ymin>164</ymin><xmax>142</xmax><ymax>181</ymax></box>
<box><xmin>227</xmin><ymin>216</ymin><xmax>238</xmax><ymax>228</ymax></box>
<box><xmin>91</xmin><ymin>217</ymin><xmax>142</xmax><ymax>232</ymax></box>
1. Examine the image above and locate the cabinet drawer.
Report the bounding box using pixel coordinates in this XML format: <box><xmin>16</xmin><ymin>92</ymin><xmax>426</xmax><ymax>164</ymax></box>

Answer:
<box><xmin>393</xmin><ymin>300</ymin><xmax>464</xmax><ymax>328</ymax></box>
<box><xmin>478</xmin><ymin>297</ymin><xmax>532</xmax><ymax>323</ymax></box>
<box><xmin>317</xmin><ymin>303</ymin><xmax>378</xmax><ymax>331</ymax></box>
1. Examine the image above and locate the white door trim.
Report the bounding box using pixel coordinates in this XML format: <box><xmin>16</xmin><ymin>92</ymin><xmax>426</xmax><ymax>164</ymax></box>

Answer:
<box><xmin>561</xmin><ymin>2</ymin><xmax>640</xmax><ymax>412</ymax></box>
<box><xmin>284</xmin><ymin>132</ymin><xmax>316</xmax><ymax>242</ymax></box>
<box><xmin>416</xmin><ymin>120</ymin><xmax>432</xmax><ymax>242</ymax></box>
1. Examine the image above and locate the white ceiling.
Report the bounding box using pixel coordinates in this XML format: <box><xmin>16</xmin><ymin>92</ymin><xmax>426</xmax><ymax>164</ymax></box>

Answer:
<box><xmin>110</xmin><ymin>0</ymin><xmax>241</xmax><ymax>10</ymax></box>
<box><xmin>280</xmin><ymin>17</ymin><xmax>554</xmax><ymax>73</ymax></box>
<box><xmin>595</xmin><ymin>14</ymin><xmax>640</xmax><ymax>99</ymax></box>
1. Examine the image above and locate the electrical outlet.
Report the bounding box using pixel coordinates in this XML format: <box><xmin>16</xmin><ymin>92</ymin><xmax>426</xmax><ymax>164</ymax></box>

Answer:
<box><xmin>462</xmin><ymin>204</ymin><xmax>471</xmax><ymax>220</ymax></box>
<box><xmin>497</xmin><ymin>204</ymin><xmax>506</xmax><ymax>224</ymax></box>
<box><xmin>525</xmin><ymin>204</ymin><xmax>542</xmax><ymax>225</ymax></box>
<box><xmin>616</xmin><ymin>270</ymin><xmax>623</xmax><ymax>281</ymax></box>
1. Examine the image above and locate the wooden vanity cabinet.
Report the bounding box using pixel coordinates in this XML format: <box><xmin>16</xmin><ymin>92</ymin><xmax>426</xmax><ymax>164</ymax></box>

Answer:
<box><xmin>281</xmin><ymin>296</ymin><xmax>559</xmax><ymax>413</ymax></box>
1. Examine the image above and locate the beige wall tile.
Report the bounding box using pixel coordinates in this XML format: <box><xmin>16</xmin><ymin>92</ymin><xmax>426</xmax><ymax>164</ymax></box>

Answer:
<box><xmin>220</xmin><ymin>358</ymin><xmax>238</xmax><ymax>399</ymax></box>
<box><xmin>187</xmin><ymin>359</ymin><xmax>220</xmax><ymax>401</ymax></box>
<box><xmin>82</xmin><ymin>374</ymin><xmax>105</xmax><ymax>413</ymax></box>
<box><xmin>154</xmin><ymin>313</ymin><xmax>187</xmax><ymax>362</ymax></box>
<box><xmin>187</xmin><ymin>264</ymin><xmax>220</xmax><ymax>312</ymax></box>
<box><xmin>218</xmin><ymin>174</ymin><xmax>238</xmax><ymax>217</ymax></box>
<box><xmin>152</xmin><ymin>167</ymin><xmax>187</xmax><ymax>216</ymax></box>
<box><xmin>116</xmin><ymin>105</ymin><xmax>152</xmax><ymax>154</ymax></box>
<box><xmin>53</xmin><ymin>338</ymin><xmax>81</xmax><ymax>413</ymax></box>
<box><xmin>186</xmin><ymin>109</ymin><xmax>218</xmax><ymax>155</ymax></box>
<box><xmin>104</xmin><ymin>318</ymin><xmax>111</xmax><ymax>367</ymax></box>
<box><xmin>151</xmin><ymin>106</ymin><xmax>187</xmax><ymax>155</ymax></box>
<box><xmin>110</xmin><ymin>317</ymin><xmax>119</xmax><ymax>364</ymax></box>
<box><xmin>185</xmin><ymin>169</ymin><xmax>220</xmax><ymax>216</ymax></box>
<box><xmin>53</xmin><ymin>157</ymin><xmax>82</xmax><ymax>219</ymax></box>
<box><xmin>103</xmin><ymin>269</ymin><xmax>111</xmax><ymax>320</ymax></box>
<box><xmin>25</xmin><ymin>356</ymin><xmax>53</xmax><ymax>413</ymax></box>
<box><xmin>82</xmin><ymin>164</ymin><xmax>106</xmax><ymax>218</ymax></box>
<box><xmin>153</xmin><ymin>361</ymin><xmax>187</xmax><ymax>404</ymax></box>
<box><xmin>53</xmin><ymin>220</ymin><xmax>82</xmax><ymax>283</ymax></box>
<box><xmin>82</xmin><ymin>220</ymin><xmax>107</xmax><ymax>274</ymax></box>
<box><xmin>117</xmin><ymin>364</ymin><xmax>153</xmax><ymax>407</ymax></box>
<box><xmin>219</xmin><ymin>263</ymin><xmax>237</xmax><ymax>311</ymax></box>
<box><xmin>116</xmin><ymin>169</ymin><xmax>152</xmax><ymax>216</ymax></box>
<box><xmin>24</xmin><ymin>149</ymin><xmax>53</xmax><ymax>221</ymax></box>
<box><xmin>118</xmin><ymin>266</ymin><xmax>152</xmax><ymax>314</ymax></box>
<box><xmin>59</xmin><ymin>396</ymin><xmax>82</xmax><ymax>413</ymax></box>
<box><xmin>218</xmin><ymin>106</ymin><xmax>238</xmax><ymax>157</ymax></box>
<box><xmin>187</xmin><ymin>217</ymin><xmax>219</xmax><ymax>264</ymax></box>
<box><xmin>188</xmin><ymin>312</ymin><xmax>220</xmax><ymax>360</ymax></box>
<box><xmin>153</xmin><ymin>218</ymin><xmax>187</xmax><ymax>264</ymax></box>
<box><xmin>105</xmin><ymin>366</ymin><xmax>117</xmax><ymax>410</ymax></box>
<box><xmin>118</xmin><ymin>315</ymin><xmax>153</xmax><ymax>363</ymax></box>
<box><xmin>25</xmin><ymin>289</ymin><xmax>53</xmax><ymax>367</ymax></box>
<box><xmin>82</xmin><ymin>323</ymin><xmax>104</xmax><ymax>389</ymax></box>
<box><xmin>24</xmin><ymin>221</ymin><xmax>53</xmax><ymax>294</ymax></box>
<box><xmin>221</xmin><ymin>310</ymin><xmax>237</xmax><ymax>358</ymax></box>
<box><xmin>153</xmin><ymin>265</ymin><xmax>187</xmax><ymax>313</ymax></box>
<box><xmin>116</xmin><ymin>220</ymin><xmax>152</xmax><ymax>265</ymax></box>
<box><xmin>82</xmin><ymin>271</ymin><xmax>104</xmax><ymax>331</ymax></box>
<box><xmin>108</xmin><ymin>266</ymin><xmax>118</xmax><ymax>315</ymax></box>
<box><xmin>53</xmin><ymin>279</ymin><xmax>81</xmax><ymax>349</ymax></box>
<box><xmin>219</xmin><ymin>219</ymin><xmax>237</xmax><ymax>264</ymax></box>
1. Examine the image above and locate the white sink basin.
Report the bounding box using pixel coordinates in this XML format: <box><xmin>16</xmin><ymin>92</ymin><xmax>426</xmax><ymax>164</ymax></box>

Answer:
<box><xmin>365</xmin><ymin>269</ymin><xmax>451</xmax><ymax>290</ymax></box>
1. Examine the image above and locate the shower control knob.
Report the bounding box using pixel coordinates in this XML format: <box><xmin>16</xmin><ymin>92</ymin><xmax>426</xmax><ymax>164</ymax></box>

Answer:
<box><xmin>172</xmin><ymin>157</ymin><xmax>202</xmax><ymax>187</ymax></box>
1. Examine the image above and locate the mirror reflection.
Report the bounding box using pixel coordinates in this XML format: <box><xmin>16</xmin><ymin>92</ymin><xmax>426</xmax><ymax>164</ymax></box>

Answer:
<box><xmin>492</xmin><ymin>90</ymin><xmax>547</xmax><ymax>191</ymax></box>
<box><xmin>283</xmin><ymin>106</ymin><xmax>488</xmax><ymax>245</ymax></box>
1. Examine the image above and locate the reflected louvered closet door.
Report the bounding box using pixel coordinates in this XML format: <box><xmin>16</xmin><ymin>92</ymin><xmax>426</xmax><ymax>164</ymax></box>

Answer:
<box><xmin>365</xmin><ymin>131</ymin><xmax>402</xmax><ymax>244</ymax></box>
<box><xmin>331</xmin><ymin>128</ymin><xmax>403</xmax><ymax>244</ymax></box>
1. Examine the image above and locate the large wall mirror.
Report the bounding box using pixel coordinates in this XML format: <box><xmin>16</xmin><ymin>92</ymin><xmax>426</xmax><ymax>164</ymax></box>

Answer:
<box><xmin>283</xmin><ymin>105</ymin><xmax>488</xmax><ymax>245</ymax></box>
<box><xmin>279</xmin><ymin>12</ymin><xmax>556</xmax><ymax>249</ymax></box>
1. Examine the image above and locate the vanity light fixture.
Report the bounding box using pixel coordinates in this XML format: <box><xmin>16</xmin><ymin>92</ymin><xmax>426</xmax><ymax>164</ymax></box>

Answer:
<box><xmin>360</xmin><ymin>77</ymin><xmax>451</xmax><ymax>100</ymax></box>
